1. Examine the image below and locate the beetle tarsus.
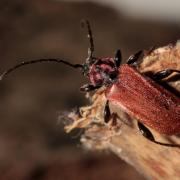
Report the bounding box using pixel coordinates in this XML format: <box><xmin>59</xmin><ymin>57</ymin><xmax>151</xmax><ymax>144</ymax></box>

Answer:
<box><xmin>80</xmin><ymin>84</ymin><xmax>100</xmax><ymax>92</ymax></box>
<box><xmin>153</xmin><ymin>69</ymin><xmax>180</xmax><ymax>81</ymax></box>
<box><xmin>126</xmin><ymin>50</ymin><xmax>143</xmax><ymax>65</ymax></box>
<box><xmin>114</xmin><ymin>49</ymin><xmax>122</xmax><ymax>68</ymax></box>
<box><xmin>137</xmin><ymin>122</ymin><xmax>180</xmax><ymax>148</ymax></box>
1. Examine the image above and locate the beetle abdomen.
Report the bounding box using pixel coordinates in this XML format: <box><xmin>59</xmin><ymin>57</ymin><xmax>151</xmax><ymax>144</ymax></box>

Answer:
<box><xmin>106</xmin><ymin>64</ymin><xmax>180</xmax><ymax>135</ymax></box>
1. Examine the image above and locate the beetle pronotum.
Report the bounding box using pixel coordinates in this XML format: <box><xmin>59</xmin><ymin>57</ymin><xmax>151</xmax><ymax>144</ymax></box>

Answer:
<box><xmin>0</xmin><ymin>21</ymin><xmax>180</xmax><ymax>148</ymax></box>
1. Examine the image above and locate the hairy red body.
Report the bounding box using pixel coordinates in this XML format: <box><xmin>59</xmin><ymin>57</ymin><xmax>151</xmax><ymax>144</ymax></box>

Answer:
<box><xmin>88</xmin><ymin>58</ymin><xmax>116</xmax><ymax>86</ymax></box>
<box><xmin>106</xmin><ymin>64</ymin><xmax>180</xmax><ymax>135</ymax></box>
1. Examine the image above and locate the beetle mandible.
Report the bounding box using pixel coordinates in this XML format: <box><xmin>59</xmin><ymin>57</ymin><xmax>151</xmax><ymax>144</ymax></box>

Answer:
<box><xmin>0</xmin><ymin>20</ymin><xmax>180</xmax><ymax>148</ymax></box>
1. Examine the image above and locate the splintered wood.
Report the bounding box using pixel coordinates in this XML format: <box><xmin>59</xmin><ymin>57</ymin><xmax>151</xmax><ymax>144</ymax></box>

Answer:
<box><xmin>64</xmin><ymin>42</ymin><xmax>180</xmax><ymax>180</ymax></box>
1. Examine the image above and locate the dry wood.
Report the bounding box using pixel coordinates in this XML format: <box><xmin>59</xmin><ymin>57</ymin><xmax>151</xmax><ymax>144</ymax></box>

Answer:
<box><xmin>65</xmin><ymin>41</ymin><xmax>180</xmax><ymax>180</ymax></box>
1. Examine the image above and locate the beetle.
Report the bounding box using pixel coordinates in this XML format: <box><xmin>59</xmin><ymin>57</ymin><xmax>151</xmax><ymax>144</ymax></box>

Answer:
<box><xmin>0</xmin><ymin>20</ymin><xmax>180</xmax><ymax>148</ymax></box>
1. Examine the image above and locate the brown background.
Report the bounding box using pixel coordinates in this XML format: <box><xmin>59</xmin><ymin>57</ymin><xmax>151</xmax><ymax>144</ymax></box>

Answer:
<box><xmin>0</xmin><ymin>0</ymin><xmax>179</xmax><ymax>179</ymax></box>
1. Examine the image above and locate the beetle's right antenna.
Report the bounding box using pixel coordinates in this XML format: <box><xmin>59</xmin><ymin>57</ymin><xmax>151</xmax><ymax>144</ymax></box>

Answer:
<box><xmin>0</xmin><ymin>58</ymin><xmax>83</xmax><ymax>80</ymax></box>
<box><xmin>81</xmin><ymin>20</ymin><xmax>95</xmax><ymax>64</ymax></box>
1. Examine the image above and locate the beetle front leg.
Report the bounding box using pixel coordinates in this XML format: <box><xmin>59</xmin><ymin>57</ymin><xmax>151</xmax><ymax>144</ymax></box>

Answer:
<box><xmin>126</xmin><ymin>50</ymin><xmax>143</xmax><ymax>65</ymax></box>
<box><xmin>137</xmin><ymin>122</ymin><xmax>180</xmax><ymax>148</ymax></box>
<box><xmin>152</xmin><ymin>69</ymin><xmax>180</xmax><ymax>81</ymax></box>
<box><xmin>80</xmin><ymin>84</ymin><xmax>100</xmax><ymax>92</ymax></box>
<box><xmin>104</xmin><ymin>100</ymin><xmax>111</xmax><ymax>123</ymax></box>
<box><xmin>104</xmin><ymin>101</ymin><xmax>119</xmax><ymax>126</ymax></box>
<box><xmin>114</xmin><ymin>49</ymin><xmax>122</xmax><ymax>68</ymax></box>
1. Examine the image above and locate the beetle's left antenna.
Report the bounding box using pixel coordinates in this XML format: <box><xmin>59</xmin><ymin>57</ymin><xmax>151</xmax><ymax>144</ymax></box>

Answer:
<box><xmin>0</xmin><ymin>58</ymin><xmax>83</xmax><ymax>80</ymax></box>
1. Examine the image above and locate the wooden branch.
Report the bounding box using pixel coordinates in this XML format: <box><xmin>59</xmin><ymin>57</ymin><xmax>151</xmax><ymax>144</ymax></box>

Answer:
<box><xmin>65</xmin><ymin>41</ymin><xmax>180</xmax><ymax>180</ymax></box>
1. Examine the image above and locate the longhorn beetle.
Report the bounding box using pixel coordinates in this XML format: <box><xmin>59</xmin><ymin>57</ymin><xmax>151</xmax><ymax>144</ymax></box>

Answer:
<box><xmin>0</xmin><ymin>20</ymin><xmax>180</xmax><ymax>148</ymax></box>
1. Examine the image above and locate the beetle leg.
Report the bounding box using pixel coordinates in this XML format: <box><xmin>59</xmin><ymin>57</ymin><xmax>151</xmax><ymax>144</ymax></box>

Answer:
<box><xmin>74</xmin><ymin>106</ymin><xmax>82</xmax><ymax>118</ymax></box>
<box><xmin>126</xmin><ymin>50</ymin><xmax>143</xmax><ymax>65</ymax></box>
<box><xmin>80</xmin><ymin>84</ymin><xmax>100</xmax><ymax>92</ymax></box>
<box><xmin>114</xmin><ymin>49</ymin><xmax>122</xmax><ymax>68</ymax></box>
<box><xmin>137</xmin><ymin>122</ymin><xmax>180</xmax><ymax>148</ymax></box>
<box><xmin>152</xmin><ymin>69</ymin><xmax>180</xmax><ymax>81</ymax></box>
<box><xmin>104</xmin><ymin>101</ymin><xmax>120</xmax><ymax>125</ymax></box>
<box><xmin>137</xmin><ymin>122</ymin><xmax>155</xmax><ymax>141</ymax></box>
<box><xmin>104</xmin><ymin>100</ymin><xmax>111</xmax><ymax>123</ymax></box>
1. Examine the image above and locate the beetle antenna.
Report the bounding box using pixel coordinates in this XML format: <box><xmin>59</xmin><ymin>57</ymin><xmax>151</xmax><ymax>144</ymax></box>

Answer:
<box><xmin>0</xmin><ymin>58</ymin><xmax>83</xmax><ymax>80</ymax></box>
<box><xmin>81</xmin><ymin>20</ymin><xmax>95</xmax><ymax>64</ymax></box>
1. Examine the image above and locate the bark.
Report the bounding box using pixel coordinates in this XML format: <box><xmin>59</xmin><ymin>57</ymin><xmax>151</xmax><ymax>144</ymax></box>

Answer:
<box><xmin>65</xmin><ymin>41</ymin><xmax>180</xmax><ymax>180</ymax></box>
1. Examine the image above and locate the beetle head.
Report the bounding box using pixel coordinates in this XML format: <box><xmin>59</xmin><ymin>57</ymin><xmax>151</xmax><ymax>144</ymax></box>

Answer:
<box><xmin>80</xmin><ymin>20</ymin><xmax>121</xmax><ymax>89</ymax></box>
<box><xmin>82</xmin><ymin>56</ymin><xmax>120</xmax><ymax>88</ymax></box>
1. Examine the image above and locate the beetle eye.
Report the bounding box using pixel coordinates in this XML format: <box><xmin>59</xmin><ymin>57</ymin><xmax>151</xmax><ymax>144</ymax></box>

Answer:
<box><xmin>109</xmin><ymin>72</ymin><xmax>117</xmax><ymax>80</ymax></box>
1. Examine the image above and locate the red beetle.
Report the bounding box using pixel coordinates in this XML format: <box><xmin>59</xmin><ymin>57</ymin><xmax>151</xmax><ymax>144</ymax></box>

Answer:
<box><xmin>0</xmin><ymin>21</ymin><xmax>180</xmax><ymax>147</ymax></box>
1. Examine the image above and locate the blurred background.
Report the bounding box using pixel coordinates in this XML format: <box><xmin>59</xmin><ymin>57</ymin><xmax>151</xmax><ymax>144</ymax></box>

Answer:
<box><xmin>0</xmin><ymin>0</ymin><xmax>179</xmax><ymax>179</ymax></box>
